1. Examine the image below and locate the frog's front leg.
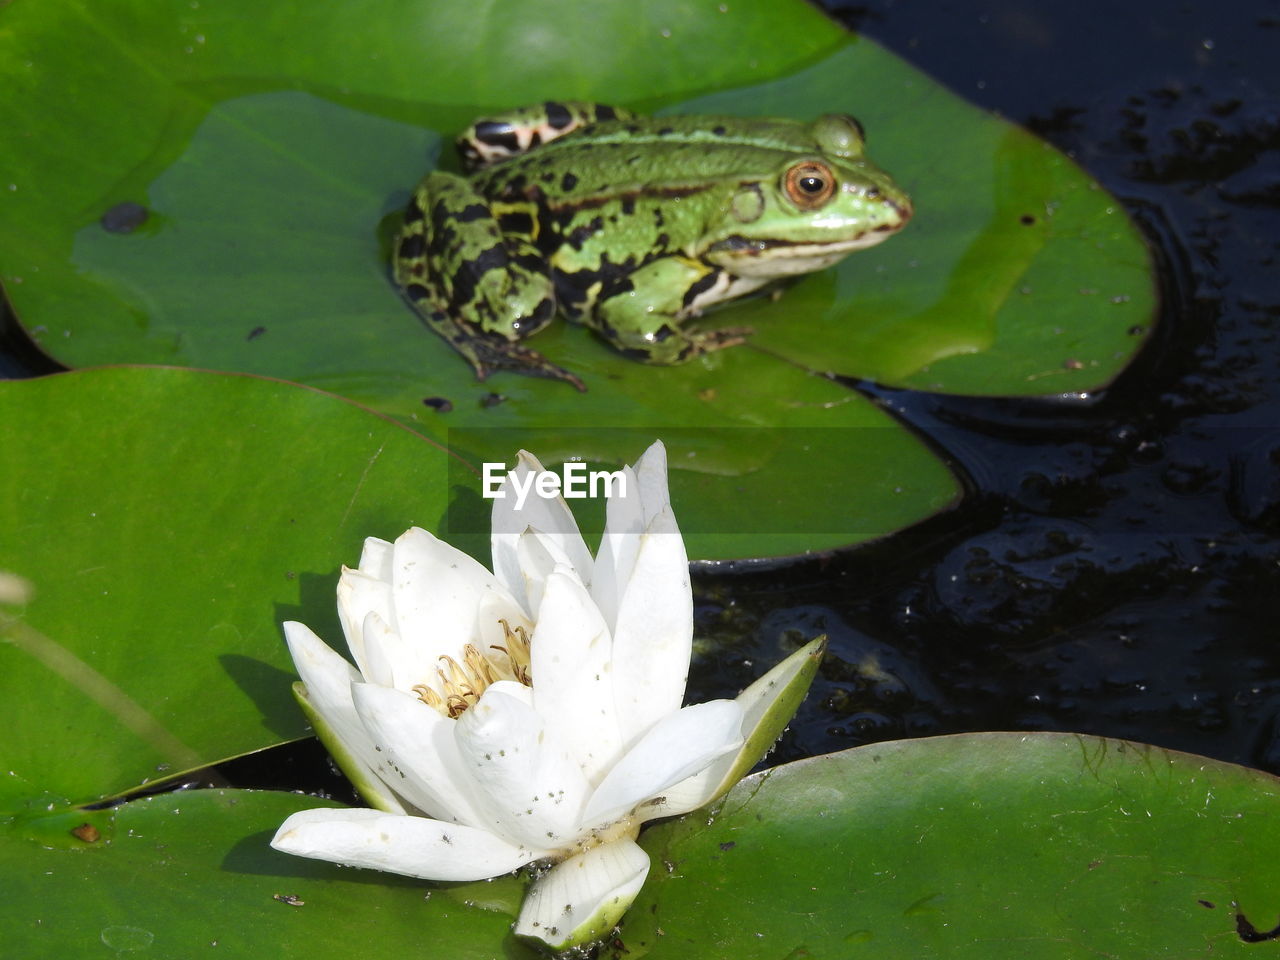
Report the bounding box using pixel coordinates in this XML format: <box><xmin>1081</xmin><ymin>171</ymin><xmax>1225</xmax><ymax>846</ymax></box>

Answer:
<box><xmin>394</xmin><ymin>171</ymin><xmax>585</xmax><ymax>390</ymax></box>
<box><xmin>586</xmin><ymin>256</ymin><xmax>761</xmax><ymax>365</ymax></box>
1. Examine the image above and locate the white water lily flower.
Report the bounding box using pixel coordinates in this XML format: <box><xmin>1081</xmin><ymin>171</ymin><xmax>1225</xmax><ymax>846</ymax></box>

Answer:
<box><xmin>271</xmin><ymin>441</ymin><xmax>824</xmax><ymax>951</ymax></box>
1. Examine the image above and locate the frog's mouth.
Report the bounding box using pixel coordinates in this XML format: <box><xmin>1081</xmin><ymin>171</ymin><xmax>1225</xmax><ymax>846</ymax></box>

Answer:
<box><xmin>706</xmin><ymin>229</ymin><xmax>899</xmax><ymax>276</ymax></box>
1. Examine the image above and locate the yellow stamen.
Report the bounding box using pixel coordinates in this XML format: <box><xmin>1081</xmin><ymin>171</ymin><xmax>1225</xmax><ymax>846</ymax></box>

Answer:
<box><xmin>437</xmin><ymin>654</ymin><xmax>471</xmax><ymax>691</ymax></box>
<box><xmin>463</xmin><ymin>644</ymin><xmax>498</xmax><ymax>686</ymax></box>
<box><xmin>413</xmin><ymin>622</ymin><xmax>535</xmax><ymax>718</ymax></box>
<box><xmin>493</xmin><ymin>619</ymin><xmax>533</xmax><ymax>686</ymax></box>
<box><xmin>413</xmin><ymin>683</ymin><xmax>444</xmax><ymax>711</ymax></box>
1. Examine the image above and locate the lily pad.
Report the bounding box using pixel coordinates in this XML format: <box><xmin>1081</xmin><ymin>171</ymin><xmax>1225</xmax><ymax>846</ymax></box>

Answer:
<box><xmin>0</xmin><ymin>365</ymin><xmax>452</xmax><ymax>808</ymax></box>
<box><xmin>0</xmin><ymin>0</ymin><xmax>1152</xmax><ymax>558</ymax></box>
<box><xmin>610</xmin><ymin>732</ymin><xmax>1280</xmax><ymax>959</ymax></box>
<box><xmin>2</xmin><ymin>788</ymin><xmax>538</xmax><ymax>959</ymax></box>
<box><xmin>12</xmin><ymin>731</ymin><xmax>1272</xmax><ymax>958</ymax></box>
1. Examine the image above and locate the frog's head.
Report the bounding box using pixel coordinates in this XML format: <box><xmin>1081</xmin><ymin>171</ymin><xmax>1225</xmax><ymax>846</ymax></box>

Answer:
<box><xmin>702</xmin><ymin>114</ymin><xmax>912</xmax><ymax>278</ymax></box>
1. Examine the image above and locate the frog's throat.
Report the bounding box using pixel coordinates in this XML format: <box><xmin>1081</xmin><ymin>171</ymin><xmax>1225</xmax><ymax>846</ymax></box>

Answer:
<box><xmin>707</xmin><ymin>232</ymin><xmax>899</xmax><ymax>276</ymax></box>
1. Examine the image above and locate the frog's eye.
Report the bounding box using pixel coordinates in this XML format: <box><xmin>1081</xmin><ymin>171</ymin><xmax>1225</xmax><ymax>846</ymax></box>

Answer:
<box><xmin>784</xmin><ymin>161</ymin><xmax>837</xmax><ymax>209</ymax></box>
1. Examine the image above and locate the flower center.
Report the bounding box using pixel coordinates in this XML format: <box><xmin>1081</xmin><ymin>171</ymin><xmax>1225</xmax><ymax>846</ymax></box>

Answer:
<box><xmin>412</xmin><ymin>619</ymin><xmax>532</xmax><ymax>718</ymax></box>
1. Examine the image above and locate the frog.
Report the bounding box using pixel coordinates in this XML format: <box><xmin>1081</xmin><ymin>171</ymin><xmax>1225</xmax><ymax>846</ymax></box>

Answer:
<box><xmin>394</xmin><ymin>101</ymin><xmax>912</xmax><ymax>390</ymax></box>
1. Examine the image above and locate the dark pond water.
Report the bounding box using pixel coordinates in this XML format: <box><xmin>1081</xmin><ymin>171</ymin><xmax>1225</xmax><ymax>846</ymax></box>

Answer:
<box><xmin>4</xmin><ymin>0</ymin><xmax>1279</xmax><ymax>796</ymax></box>
<box><xmin>716</xmin><ymin>0</ymin><xmax>1280</xmax><ymax>774</ymax></box>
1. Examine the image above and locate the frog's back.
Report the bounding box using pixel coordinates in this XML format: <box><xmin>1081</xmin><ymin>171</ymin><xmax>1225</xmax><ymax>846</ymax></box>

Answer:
<box><xmin>556</xmin><ymin>114</ymin><xmax>818</xmax><ymax>154</ymax></box>
<box><xmin>473</xmin><ymin>115</ymin><xmax>825</xmax><ymax>202</ymax></box>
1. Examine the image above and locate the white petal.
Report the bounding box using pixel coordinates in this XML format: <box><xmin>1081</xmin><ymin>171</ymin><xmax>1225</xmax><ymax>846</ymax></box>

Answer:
<box><xmin>661</xmin><ymin>636</ymin><xmax>827</xmax><ymax>817</ymax></box>
<box><xmin>514</xmin><ymin>838</ymin><xmax>650</xmax><ymax>950</ymax></box>
<box><xmin>531</xmin><ymin>567</ymin><xmax>623</xmax><ymax>782</ymax></box>
<box><xmin>336</xmin><ymin>566</ymin><xmax>394</xmax><ymax>679</ymax></box>
<box><xmin>514</xmin><ymin>529</ymin><xmax>570</xmax><ymax>620</ymax></box>
<box><xmin>453</xmin><ymin>687</ymin><xmax>592</xmax><ymax>850</ymax></box>
<box><xmin>592</xmin><ymin>441</ymin><xmax>673</xmax><ymax>629</ymax></box>
<box><xmin>357</xmin><ymin>536</ymin><xmax>394</xmax><ymax>580</ymax></box>
<box><xmin>591</xmin><ymin>464</ymin><xmax>641</xmax><ymax>630</ymax></box>
<box><xmin>339</xmin><ymin>568</ymin><xmax>435</xmax><ymax>693</ymax></box>
<box><xmin>582</xmin><ymin>699</ymin><xmax>743</xmax><ymax>829</ymax></box>
<box><xmin>272</xmin><ymin>807</ymin><xmax>549</xmax><ymax>881</ymax></box>
<box><xmin>350</xmin><ymin>682</ymin><xmax>488</xmax><ymax>827</ymax></box>
<box><xmin>284</xmin><ymin>621</ymin><xmax>361</xmax><ymax>726</ymax></box>
<box><xmin>484</xmin><ymin>678</ymin><xmax>535</xmax><ymax>708</ymax></box>
<box><xmin>607</xmin><ymin>507</ymin><xmax>693</xmax><ymax>745</ymax></box>
<box><xmin>491</xmin><ymin>450</ymin><xmax>594</xmax><ymax>607</ymax></box>
<box><xmin>282</xmin><ymin>621</ymin><xmax>404</xmax><ymax>813</ymax></box>
<box><xmin>358</xmin><ymin>611</ymin><xmax>397</xmax><ymax>688</ymax></box>
<box><xmin>391</xmin><ymin>527</ymin><xmax>523</xmax><ymax>665</ymax></box>
<box><xmin>630</xmin><ymin>440</ymin><xmax>673</xmax><ymax>524</ymax></box>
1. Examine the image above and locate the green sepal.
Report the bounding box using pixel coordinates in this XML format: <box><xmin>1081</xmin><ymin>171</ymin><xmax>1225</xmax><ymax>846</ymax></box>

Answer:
<box><xmin>514</xmin><ymin>837</ymin><xmax>650</xmax><ymax>953</ymax></box>
<box><xmin>291</xmin><ymin>680</ymin><xmax>404</xmax><ymax>814</ymax></box>
<box><xmin>661</xmin><ymin>636</ymin><xmax>826</xmax><ymax>815</ymax></box>
<box><xmin>719</xmin><ymin>634</ymin><xmax>827</xmax><ymax>795</ymax></box>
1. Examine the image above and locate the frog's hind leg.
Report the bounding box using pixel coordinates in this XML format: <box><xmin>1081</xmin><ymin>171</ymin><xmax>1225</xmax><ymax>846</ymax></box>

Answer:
<box><xmin>394</xmin><ymin>172</ymin><xmax>586</xmax><ymax>390</ymax></box>
<box><xmin>457</xmin><ymin>102</ymin><xmax>637</xmax><ymax>171</ymax></box>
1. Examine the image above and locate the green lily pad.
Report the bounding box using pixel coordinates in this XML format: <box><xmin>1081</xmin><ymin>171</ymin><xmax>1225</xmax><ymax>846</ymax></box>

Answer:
<box><xmin>0</xmin><ymin>0</ymin><xmax>1152</xmax><ymax>559</ymax></box>
<box><xmin>14</xmin><ymin>732</ymin><xmax>1271</xmax><ymax>958</ymax></box>
<box><xmin>610</xmin><ymin>732</ymin><xmax>1280</xmax><ymax>959</ymax></box>
<box><xmin>0</xmin><ymin>366</ymin><xmax>452</xmax><ymax>809</ymax></box>
<box><xmin>1</xmin><ymin>788</ymin><xmax>539</xmax><ymax>959</ymax></box>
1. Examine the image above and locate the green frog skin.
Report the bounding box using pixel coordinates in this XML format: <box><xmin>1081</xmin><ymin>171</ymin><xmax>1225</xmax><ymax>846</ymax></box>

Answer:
<box><xmin>394</xmin><ymin>101</ymin><xmax>913</xmax><ymax>390</ymax></box>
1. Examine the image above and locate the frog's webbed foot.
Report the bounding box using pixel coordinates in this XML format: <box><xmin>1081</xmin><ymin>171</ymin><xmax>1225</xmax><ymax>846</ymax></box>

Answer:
<box><xmin>679</xmin><ymin>325</ymin><xmax>754</xmax><ymax>360</ymax></box>
<box><xmin>470</xmin><ymin>333</ymin><xmax>588</xmax><ymax>392</ymax></box>
<box><xmin>420</xmin><ymin>305</ymin><xmax>585</xmax><ymax>391</ymax></box>
<box><xmin>605</xmin><ymin>321</ymin><xmax>754</xmax><ymax>365</ymax></box>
